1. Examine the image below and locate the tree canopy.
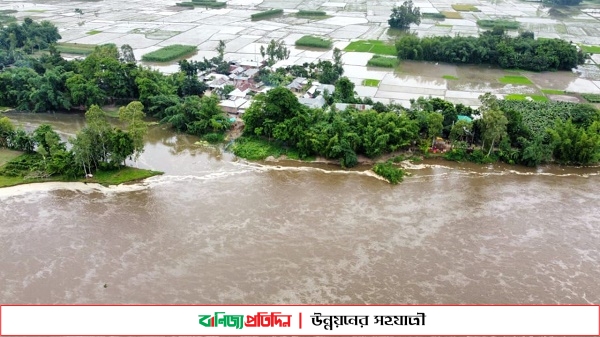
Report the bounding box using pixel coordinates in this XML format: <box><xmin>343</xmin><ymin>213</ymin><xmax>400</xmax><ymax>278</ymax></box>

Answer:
<box><xmin>395</xmin><ymin>30</ymin><xmax>585</xmax><ymax>71</ymax></box>
<box><xmin>388</xmin><ymin>0</ymin><xmax>421</xmax><ymax>29</ymax></box>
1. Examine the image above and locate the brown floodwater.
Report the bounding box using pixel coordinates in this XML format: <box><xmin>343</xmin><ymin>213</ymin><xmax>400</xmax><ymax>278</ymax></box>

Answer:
<box><xmin>1</xmin><ymin>113</ymin><xmax>599</xmax><ymax>306</ymax></box>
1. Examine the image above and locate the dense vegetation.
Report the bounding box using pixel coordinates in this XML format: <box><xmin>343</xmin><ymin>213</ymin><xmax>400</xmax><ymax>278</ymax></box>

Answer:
<box><xmin>388</xmin><ymin>0</ymin><xmax>422</xmax><ymax>29</ymax></box>
<box><xmin>239</xmin><ymin>87</ymin><xmax>600</xmax><ymax>168</ymax></box>
<box><xmin>251</xmin><ymin>9</ymin><xmax>284</xmax><ymax>20</ymax></box>
<box><xmin>0</xmin><ymin>17</ymin><xmax>61</xmax><ymax>69</ymax></box>
<box><xmin>141</xmin><ymin>45</ymin><xmax>197</xmax><ymax>62</ymax></box>
<box><xmin>0</xmin><ymin>104</ymin><xmax>160</xmax><ymax>183</ymax></box>
<box><xmin>395</xmin><ymin>29</ymin><xmax>585</xmax><ymax>71</ymax></box>
<box><xmin>0</xmin><ymin>19</ymin><xmax>232</xmax><ymax>142</ymax></box>
<box><xmin>256</xmin><ymin>48</ymin><xmax>345</xmax><ymax>86</ymax></box>
<box><xmin>373</xmin><ymin>161</ymin><xmax>405</xmax><ymax>184</ymax></box>
<box><xmin>295</xmin><ymin>36</ymin><xmax>333</xmax><ymax>49</ymax></box>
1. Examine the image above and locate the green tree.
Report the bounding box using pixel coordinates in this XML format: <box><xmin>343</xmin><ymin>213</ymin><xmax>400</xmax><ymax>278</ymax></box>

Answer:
<box><xmin>478</xmin><ymin>93</ymin><xmax>508</xmax><ymax>155</ymax></box>
<box><xmin>217</xmin><ymin>40</ymin><xmax>226</xmax><ymax>61</ymax></box>
<box><xmin>333</xmin><ymin>47</ymin><xmax>344</xmax><ymax>77</ymax></box>
<box><xmin>449</xmin><ymin>120</ymin><xmax>472</xmax><ymax>144</ymax></box>
<box><xmin>119</xmin><ymin>101</ymin><xmax>147</xmax><ymax>160</ymax></box>
<box><xmin>119</xmin><ymin>44</ymin><xmax>136</xmax><ymax>63</ymax></box>
<box><xmin>426</xmin><ymin>112</ymin><xmax>444</xmax><ymax>147</ymax></box>
<box><xmin>548</xmin><ymin>119</ymin><xmax>600</xmax><ymax>165</ymax></box>
<box><xmin>66</xmin><ymin>74</ymin><xmax>106</xmax><ymax>108</ymax></box>
<box><xmin>519</xmin><ymin>135</ymin><xmax>552</xmax><ymax>167</ymax></box>
<box><xmin>388</xmin><ymin>0</ymin><xmax>421</xmax><ymax>30</ymax></box>
<box><xmin>188</xmin><ymin>95</ymin><xmax>232</xmax><ymax>135</ymax></box>
<box><xmin>32</xmin><ymin>124</ymin><xmax>69</xmax><ymax>174</ymax></box>
<box><xmin>107</xmin><ymin>129</ymin><xmax>135</xmax><ymax>166</ymax></box>
<box><xmin>70</xmin><ymin>129</ymin><xmax>94</xmax><ymax>176</ymax></box>
<box><xmin>334</xmin><ymin>77</ymin><xmax>356</xmax><ymax>103</ymax></box>
<box><xmin>85</xmin><ymin>105</ymin><xmax>112</xmax><ymax>163</ymax></box>
<box><xmin>0</xmin><ymin>117</ymin><xmax>15</xmax><ymax>148</ymax></box>
<box><xmin>265</xmin><ymin>39</ymin><xmax>290</xmax><ymax>66</ymax></box>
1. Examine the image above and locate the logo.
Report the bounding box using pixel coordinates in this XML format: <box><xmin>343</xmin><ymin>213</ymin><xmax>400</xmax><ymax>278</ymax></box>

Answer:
<box><xmin>199</xmin><ymin>312</ymin><xmax>292</xmax><ymax>330</ymax></box>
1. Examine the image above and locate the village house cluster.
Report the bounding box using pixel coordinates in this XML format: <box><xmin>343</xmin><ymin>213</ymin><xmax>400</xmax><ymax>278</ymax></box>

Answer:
<box><xmin>207</xmin><ymin>59</ymin><xmax>368</xmax><ymax>118</ymax></box>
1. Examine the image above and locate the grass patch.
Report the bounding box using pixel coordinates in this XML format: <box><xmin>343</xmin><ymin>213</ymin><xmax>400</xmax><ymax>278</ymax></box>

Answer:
<box><xmin>451</xmin><ymin>4</ymin><xmax>480</xmax><ymax>11</ymax></box>
<box><xmin>251</xmin><ymin>9</ymin><xmax>284</xmax><ymax>21</ymax></box>
<box><xmin>581</xmin><ymin>93</ymin><xmax>600</xmax><ymax>103</ymax></box>
<box><xmin>441</xmin><ymin>11</ymin><xmax>463</xmax><ymax>19</ymax></box>
<box><xmin>25</xmin><ymin>9</ymin><xmax>47</xmax><ymax>13</ymax></box>
<box><xmin>541</xmin><ymin>89</ymin><xmax>565</xmax><ymax>95</ymax></box>
<box><xmin>0</xmin><ymin>10</ymin><xmax>18</xmax><ymax>14</ymax></box>
<box><xmin>87</xmin><ymin>167</ymin><xmax>162</xmax><ymax>186</ymax></box>
<box><xmin>231</xmin><ymin>136</ymin><xmax>304</xmax><ymax>161</ymax></box>
<box><xmin>141</xmin><ymin>44</ymin><xmax>197</xmax><ymax>62</ymax></box>
<box><xmin>443</xmin><ymin>75</ymin><xmax>459</xmax><ymax>80</ymax></box>
<box><xmin>498</xmin><ymin>75</ymin><xmax>533</xmax><ymax>85</ymax></box>
<box><xmin>477</xmin><ymin>19</ymin><xmax>520</xmax><ymax>30</ymax></box>
<box><xmin>344</xmin><ymin>40</ymin><xmax>397</xmax><ymax>56</ymax></box>
<box><xmin>362</xmin><ymin>79</ymin><xmax>381</xmax><ymax>87</ymax></box>
<box><xmin>372</xmin><ymin>161</ymin><xmax>404</xmax><ymax>184</ymax></box>
<box><xmin>55</xmin><ymin>42</ymin><xmax>96</xmax><ymax>55</ymax></box>
<box><xmin>0</xmin><ymin>153</ymin><xmax>162</xmax><ymax>188</ymax></box>
<box><xmin>580</xmin><ymin>45</ymin><xmax>600</xmax><ymax>54</ymax></box>
<box><xmin>422</xmin><ymin>12</ymin><xmax>446</xmax><ymax>20</ymax></box>
<box><xmin>295</xmin><ymin>35</ymin><xmax>332</xmax><ymax>49</ymax></box>
<box><xmin>505</xmin><ymin>94</ymin><xmax>548</xmax><ymax>102</ymax></box>
<box><xmin>86</xmin><ymin>30</ymin><xmax>102</xmax><ymax>35</ymax></box>
<box><xmin>367</xmin><ymin>55</ymin><xmax>399</xmax><ymax>68</ymax></box>
<box><xmin>436</xmin><ymin>24</ymin><xmax>453</xmax><ymax>27</ymax></box>
<box><xmin>296</xmin><ymin>10</ymin><xmax>327</xmax><ymax>17</ymax></box>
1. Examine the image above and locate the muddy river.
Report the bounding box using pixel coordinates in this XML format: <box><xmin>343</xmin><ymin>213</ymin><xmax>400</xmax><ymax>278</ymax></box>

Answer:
<box><xmin>1</xmin><ymin>113</ymin><xmax>599</xmax><ymax>305</ymax></box>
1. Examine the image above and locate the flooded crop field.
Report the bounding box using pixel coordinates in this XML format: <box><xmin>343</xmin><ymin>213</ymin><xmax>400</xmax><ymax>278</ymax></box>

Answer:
<box><xmin>4</xmin><ymin>0</ymin><xmax>600</xmax><ymax>106</ymax></box>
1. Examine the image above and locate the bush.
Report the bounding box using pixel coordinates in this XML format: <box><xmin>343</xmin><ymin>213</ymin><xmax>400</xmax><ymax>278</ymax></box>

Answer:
<box><xmin>141</xmin><ymin>45</ymin><xmax>197</xmax><ymax>62</ymax></box>
<box><xmin>367</xmin><ymin>55</ymin><xmax>399</xmax><ymax>68</ymax></box>
<box><xmin>251</xmin><ymin>9</ymin><xmax>284</xmax><ymax>20</ymax></box>
<box><xmin>444</xmin><ymin>148</ymin><xmax>496</xmax><ymax>164</ymax></box>
<box><xmin>295</xmin><ymin>35</ymin><xmax>332</xmax><ymax>49</ymax></box>
<box><xmin>373</xmin><ymin>161</ymin><xmax>405</xmax><ymax>184</ymax></box>
<box><xmin>203</xmin><ymin>132</ymin><xmax>225</xmax><ymax>143</ymax></box>
<box><xmin>232</xmin><ymin>137</ymin><xmax>286</xmax><ymax>160</ymax></box>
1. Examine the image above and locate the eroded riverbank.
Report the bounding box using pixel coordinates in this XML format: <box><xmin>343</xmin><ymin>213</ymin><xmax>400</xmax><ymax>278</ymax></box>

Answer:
<box><xmin>1</xmin><ymin>113</ymin><xmax>599</xmax><ymax>305</ymax></box>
